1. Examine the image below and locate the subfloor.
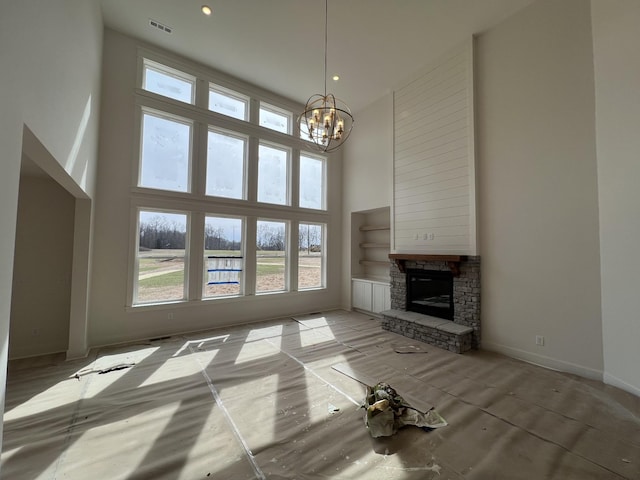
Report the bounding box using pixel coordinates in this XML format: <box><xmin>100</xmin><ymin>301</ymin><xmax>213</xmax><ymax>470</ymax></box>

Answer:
<box><xmin>2</xmin><ymin>310</ymin><xmax>638</xmax><ymax>479</ymax></box>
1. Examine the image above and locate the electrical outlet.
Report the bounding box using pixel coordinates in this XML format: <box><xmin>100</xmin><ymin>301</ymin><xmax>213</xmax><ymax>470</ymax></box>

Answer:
<box><xmin>535</xmin><ymin>335</ymin><xmax>544</xmax><ymax>346</ymax></box>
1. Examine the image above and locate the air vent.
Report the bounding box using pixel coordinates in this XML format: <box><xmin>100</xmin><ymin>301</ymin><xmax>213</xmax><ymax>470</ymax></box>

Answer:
<box><xmin>148</xmin><ymin>19</ymin><xmax>172</xmax><ymax>34</ymax></box>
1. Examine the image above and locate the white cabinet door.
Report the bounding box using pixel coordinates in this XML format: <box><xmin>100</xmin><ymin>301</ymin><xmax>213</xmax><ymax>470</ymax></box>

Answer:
<box><xmin>372</xmin><ymin>283</ymin><xmax>391</xmax><ymax>313</ymax></box>
<box><xmin>352</xmin><ymin>280</ymin><xmax>373</xmax><ymax>311</ymax></box>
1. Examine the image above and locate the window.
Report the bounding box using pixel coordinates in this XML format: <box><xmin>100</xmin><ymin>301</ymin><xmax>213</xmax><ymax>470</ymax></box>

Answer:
<box><xmin>299</xmin><ymin>154</ymin><xmax>325</xmax><ymax>210</ymax></box>
<box><xmin>143</xmin><ymin>60</ymin><xmax>195</xmax><ymax>104</ymax></box>
<box><xmin>139</xmin><ymin>111</ymin><xmax>191</xmax><ymax>192</ymax></box>
<box><xmin>259</xmin><ymin>102</ymin><xmax>291</xmax><ymax>134</ymax></box>
<box><xmin>132</xmin><ymin>57</ymin><xmax>330</xmax><ymax>307</ymax></box>
<box><xmin>206</xmin><ymin>129</ymin><xmax>247</xmax><ymax>199</ymax></box>
<box><xmin>256</xmin><ymin>220</ymin><xmax>288</xmax><ymax>293</ymax></box>
<box><xmin>204</xmin><ymin>216</ymin><xmax>243</xmax><ymax>298</ymax></box>
<box><xmin>257</xmin><ymin>143</ymin><xmax>289</xmax><ymax>205</ymax></box>
<box><xmin>209</xmin><ymin>84</ymin><xmax>248</xmax><ymax>121</ymax></box>
<box><xmin>135</xmin><ymin>210</ymin><xmax>188</xmax><ymax>304</ymax></box>
<box><xmin>298</xmin><ymin>223</ymin><xmax>324</xmax><ymax>289</ymax></box>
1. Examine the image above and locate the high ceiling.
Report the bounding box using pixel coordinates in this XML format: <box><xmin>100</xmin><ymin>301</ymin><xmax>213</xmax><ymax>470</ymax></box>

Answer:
<box><xmin>101</xmin><ymin>0</ymin><xmax>533</xmax><ymax>114</ymax></box>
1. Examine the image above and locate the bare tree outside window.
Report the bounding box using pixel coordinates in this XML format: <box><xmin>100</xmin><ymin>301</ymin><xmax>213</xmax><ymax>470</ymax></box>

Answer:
<box><xmin>136</xmin><ymin>211</ymin><xmax>188</xmax><ymax>304</ymax></box>
<box><xmin>298</xmin><ymin>223</ymin><xmax>324</xmax><ymax>289</ymax></box>
<box><xmin>256</xmin><ymin>220</ymin><xmax>287</xmax><ymax>292</ymax></box>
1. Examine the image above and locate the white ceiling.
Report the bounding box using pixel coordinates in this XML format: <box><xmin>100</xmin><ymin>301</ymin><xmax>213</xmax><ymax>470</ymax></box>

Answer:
<box><xmin>100</xmin><ymin>0</ymin><xmax>533</xmax><ymax>114</ymax></box>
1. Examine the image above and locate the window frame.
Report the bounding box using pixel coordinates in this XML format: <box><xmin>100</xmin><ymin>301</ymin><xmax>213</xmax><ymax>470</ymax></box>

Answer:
<box><xmin>259</xmin><ymin>101</ymin><xmax>293</xmax><ymax>135</ymax></box>
<box><xmin>142</xmin><ymin>58</ymin><xmax>196</xmax><ymax>104</ymax></box>
<box><xmin>297</xmin><ymin>222</ymin><xmax>326</xmax><ymax>290</ymax></box>
<box><xmin>129</xmin><ymin>53</ymin><xmax>331</xmax><ymax>308</ymax></box>
<box><xmin>203</xmin><ymin>214</ymin><xmax>245</xmax><ymax>300</ymax></box>
<box><xmin>209</xmin><ymin>83</ymin><xmax>250</xmax><ymax>121</ymax></box>
<box><xmin>205</xmin><ymin>126</ymin><xmax>249</xmax><ymax>201</ymax></box>
<box><xmin>298</xmin><ymin>152</ymin><xmax>327</xmax><ymax>211</ymax></box>
<box><xmin>138</xmin><ymin>107</ymin><xmax>194</xmax><ymax>194</ymax></box>
<box><xmin>133</xmin><ymin>207</ymin><xmax>191</xmax><ymax>306</ymax></box>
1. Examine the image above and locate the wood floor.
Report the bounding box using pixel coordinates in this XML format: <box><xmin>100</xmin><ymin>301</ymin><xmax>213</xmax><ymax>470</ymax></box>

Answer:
<box><xmin>2</xmin><ymin>310</ymin><xmax>638</xmax><ymax>479</ymax></box>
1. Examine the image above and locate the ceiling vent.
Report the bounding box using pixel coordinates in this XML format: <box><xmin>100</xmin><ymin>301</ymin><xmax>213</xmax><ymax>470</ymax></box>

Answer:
<box><xmin>148</xmin><ymin>19</ymin><xmax>172</xmax><ymax>34</ymax></box>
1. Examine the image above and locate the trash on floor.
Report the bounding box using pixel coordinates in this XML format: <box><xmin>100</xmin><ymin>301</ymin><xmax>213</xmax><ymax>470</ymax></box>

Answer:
<box><xmin>392</xmin><ymin>344</ymin><xmax>428</xmax><ymax>354</ymax></box>
<box><xmin>72</xmin><ymin>362</ymin><xmax>136</xmax><ymax>379</ymax></box>
<box><xmin>363</xmin><ymin>382</ymin><xmax>447</xmax><ymax>438</ymax></box>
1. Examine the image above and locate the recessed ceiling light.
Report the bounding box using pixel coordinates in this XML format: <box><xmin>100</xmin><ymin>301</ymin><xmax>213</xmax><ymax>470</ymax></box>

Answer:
<box><xmin>201</xmin><ymin>5</ymin><xmax>212</xmax><ymax>16</ymax></box>
<box><xmin>332</xmin><ymin>75</ymin><xmax>340</xmax><ymax>81</ymax></box>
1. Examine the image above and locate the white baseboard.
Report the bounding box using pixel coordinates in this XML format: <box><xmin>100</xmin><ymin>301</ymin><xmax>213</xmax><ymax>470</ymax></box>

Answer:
<box><xmin>603</xmin><ymin>372</ymin><xmax>640</xmax><ymax>397</ymax></box>
<box><xmin>481</xmin><ymin>341</ymin><xmax>604</xmax><ymax>382</ymax></box>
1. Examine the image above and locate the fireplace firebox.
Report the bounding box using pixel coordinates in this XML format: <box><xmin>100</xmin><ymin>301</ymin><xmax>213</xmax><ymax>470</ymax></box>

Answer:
<box><xmin>406</xmin><ymin>269</ymin><xmax>454</xmax><ymax>320</ymax></box>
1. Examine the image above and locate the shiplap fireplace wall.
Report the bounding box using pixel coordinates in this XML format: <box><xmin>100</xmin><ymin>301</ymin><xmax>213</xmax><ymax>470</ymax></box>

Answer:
<box><xmin>392</xmin><ymin>39</ymin><xmax>477</xmax><ymax>256</ymax></box>
<box><xmin>384</xmin><ymin>39</ymin><xmax>480</xmax><ymax>352</ymax></box>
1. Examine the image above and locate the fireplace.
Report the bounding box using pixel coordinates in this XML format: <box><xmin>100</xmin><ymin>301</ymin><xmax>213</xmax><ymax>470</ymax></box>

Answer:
<box><xmin>385</xmin><ymin>255</ymin><xmax>481</xmax><ymax>350</ymax></box>
<box><xmin>406</xmin><ymin>269</ymin><xmax>453</xmax><ymax>320</ymax></box>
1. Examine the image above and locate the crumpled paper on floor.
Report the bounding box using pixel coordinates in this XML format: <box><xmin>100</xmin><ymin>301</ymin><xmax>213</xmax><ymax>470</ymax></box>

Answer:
<box><xmin>363</xmin><ymin>382</ymin><xmax>447</xmax><ymax>438</ymax></box>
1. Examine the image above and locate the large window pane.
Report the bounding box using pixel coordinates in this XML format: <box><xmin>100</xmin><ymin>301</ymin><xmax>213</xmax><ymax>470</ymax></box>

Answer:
<box><xmin>260</xmin><ymin>102</ymin><xmax>291</xmax><ymax>134</ymax></box>
<box><xmin>298</xmin><ymin>223</ymin><xmax>324</xmax><ymax>289</ymax></box>
<box><xmin>204</xmin><ymin>216</ymin><xmax>243</xmax><ymax>298</ymax></box>
<box><xmin>256</xmin><ymin>220</ymin><xmax>287</xmax><ymax>293</ymax></box>
<box><xmin>140</xmin><ymin>112</ymin><xmax>191</xmax><ymax>192</ymax></box>
<box><xmin>143</xmin><ymin>61</ymin><xmax>195</xmax><ymax>104</ymax></box>
<box><xmin>299</xmin><ymin>154</ymin><xmax>325</xmax><ymax>210</ymax></box>
<box><xmin>206</xmin><ymin>130</ymin><xmax>246</xmax><ymax>199</ymax></box>
<box><xmin>209</xmin><ymin>84</ymin><xmax>248</xmax><ymax>120</ymax></box>
<box><xmin>136</xmin><ymin>211</ymin><xmax>188</xmax><ymax>304</ymax></box>
<box><xmin>258</xmin><ymin>144</ymin><xmax>289</xmax><ymax>205</ymax></box>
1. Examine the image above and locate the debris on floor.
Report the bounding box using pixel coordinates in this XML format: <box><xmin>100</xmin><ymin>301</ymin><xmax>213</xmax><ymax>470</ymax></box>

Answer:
<box><xmin>72</xmin><ymin>362</ymin><xmax>136</xmax><ymax>379</ymax></box>
<box><xmin>392</xmin><ymin>344</ymin><xmax>428</xmax><ymax>354</ymax></box>
<box><xmin>363</xmin><ymin>382</ymin><xmax>447</xmax><ymax>438</ymax></box>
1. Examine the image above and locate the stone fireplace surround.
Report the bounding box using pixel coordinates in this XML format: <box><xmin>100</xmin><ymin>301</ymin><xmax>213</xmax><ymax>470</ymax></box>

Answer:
<box><xmin>381</xmin><ymin>255</ymin><xmax>481</xmax><ymax>353</ymax></box>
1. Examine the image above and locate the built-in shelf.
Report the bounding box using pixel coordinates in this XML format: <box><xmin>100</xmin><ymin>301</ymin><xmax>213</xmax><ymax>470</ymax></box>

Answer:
<box><xmin>389</xmin><ymin>253</ymin><xmax>467</xmax><ymax>276</ymax></box>
<box><xmin>359</xmin><ymin>260</ymin><xmax>390</xmax><ymax>266</ymax></box>
<box><xmin>360</xmin><ymin>243</ymin><xmax>391</xmax><ymax>248</ymax></box>
<box><xmin>352</xmin><ymin>208</ymin><xmax>391</xmax><ymax>315</ymax></box>
<box><xmin>359</xmin><ymin>225</ymin><xmax>390</xmax><ymax>232</ymax></box>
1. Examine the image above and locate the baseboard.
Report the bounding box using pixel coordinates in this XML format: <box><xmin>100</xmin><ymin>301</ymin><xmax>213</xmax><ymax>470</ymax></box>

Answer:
<box><xmin>481</xmin><ymin>341</ymin><xmax>604</xmax><ymax>382</ymax></box>
<box><xmin>603</xmin><ymin>372</ymin><xmax>640</xmax><ymax>397</ymax></box>
<box><xmin>66</xmin><ymin>348</ymin><xmax>90</xmax><ymax>361</ymax></box>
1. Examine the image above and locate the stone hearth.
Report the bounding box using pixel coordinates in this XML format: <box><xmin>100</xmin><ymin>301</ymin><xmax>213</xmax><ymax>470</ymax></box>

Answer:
<box><xmin>381</xmin><ymin>255</ymin><xmax>480</xmax><ymax>353</ymax></box>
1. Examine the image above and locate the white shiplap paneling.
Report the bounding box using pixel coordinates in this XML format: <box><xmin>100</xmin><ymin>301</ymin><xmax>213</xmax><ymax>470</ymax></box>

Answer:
<box><xmin>393</xmin><ymin>40</ymin><xmax>476</xmax><ymax>254</ymax></box>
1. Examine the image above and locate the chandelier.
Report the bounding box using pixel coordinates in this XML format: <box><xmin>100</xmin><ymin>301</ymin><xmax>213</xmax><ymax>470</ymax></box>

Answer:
<box><xmin>298</xmin><ymin>0</ymin><xmax>354</xmax><ymax>153</ymax></box>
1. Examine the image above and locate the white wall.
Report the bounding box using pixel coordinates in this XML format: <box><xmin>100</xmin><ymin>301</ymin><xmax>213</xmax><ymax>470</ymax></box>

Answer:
<box><xmin>0</xmin><ymin>0</ymin><xmax>102</xmax><ymax>456</ymax></box>
<box><xmin>591</xmin><ymin>0</ymin><xmax>640</xmax><ymax>395</ymax></box>
<box><xmin>89</xmin><ymin>29</ymin><xmax>343</xmax><ymax>347</ymax></box>
<box><xmin>393</xmin><ymin>41</ymin><xmax>477</xmax><ymax>255</ymax></box>
<box><xmin>341</xmin><ymin>95</ymin><xmax>393</xmax><ymax>308</ymax></box>
<box><xmin>10</xmin><ymin>175</ymin><xmax>74</xmax><ymax>358</ymax></box>
<box><xmin>476</xmin><ymin>0</ymin><xmax>603</xmax><ymax>378</ymax></box>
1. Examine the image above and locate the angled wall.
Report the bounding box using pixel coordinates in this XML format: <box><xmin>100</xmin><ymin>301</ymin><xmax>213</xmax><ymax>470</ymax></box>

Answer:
<box><xmin>591</xmin><ymin>0</ymin><xmax>640</xmax><ymax>396</ymax></box>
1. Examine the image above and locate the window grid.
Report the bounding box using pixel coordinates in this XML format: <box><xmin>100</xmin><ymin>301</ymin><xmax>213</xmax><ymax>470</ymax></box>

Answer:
<box><xmin>133</xmin><ymin>56</ymin><xmax>328</xmax><ymax>306</ymax></box>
